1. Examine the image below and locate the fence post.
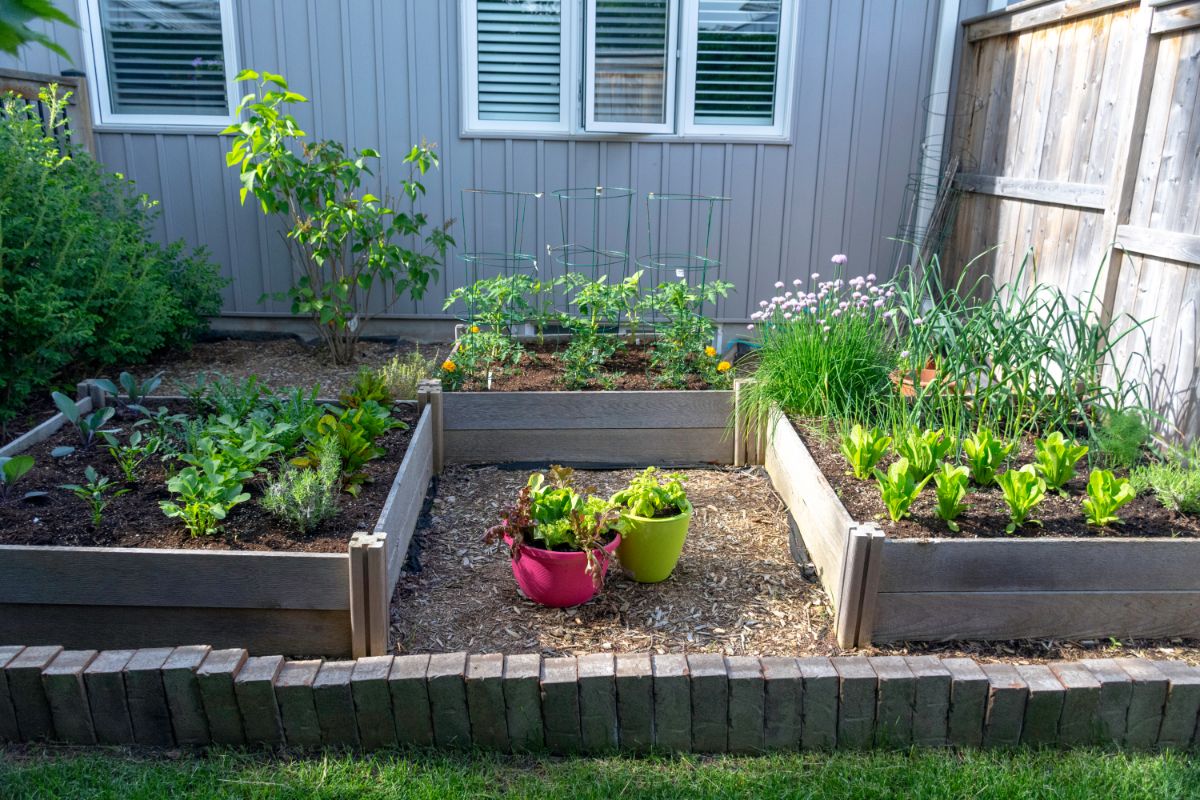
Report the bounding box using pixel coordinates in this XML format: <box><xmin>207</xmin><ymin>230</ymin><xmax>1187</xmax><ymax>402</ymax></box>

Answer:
<box><xmin>417</xmin><ymin>379</ymin><xmax>444</xmax><ymax>474</ymax></box>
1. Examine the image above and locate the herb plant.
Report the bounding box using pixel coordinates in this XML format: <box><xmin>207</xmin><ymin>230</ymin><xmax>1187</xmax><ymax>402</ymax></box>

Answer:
<box><xmin>50</xmin><ymin>391</ymin><xmax>116</xmax><ymax>456</ymax></box>
<box><xmin>377</xmin><ymin>350</ymin><xmax>435</xmax><ymax>401</ymax></box>
<box><xmin>874</xmin><ymin>457</ymin><xmax>931</xmax><ymax>522</ymax></box>
<box><xmin>1131</xmin><ymin>448</ymin><xmax>1200</xmax><ymax>515</ymax></box>
<box><xmin>933</xmin><ymin>463</ymin><xmax>971</xmax><ymax>532</ymax></box>
<box><xmin>1092</xmin><ymin>410</ymin><xmax>1149</xmax><ymax>470</ymax></box>
<box><xmin>262</xmin><ymin>437</ymin><xmax>341</xmax><ymax>533</ymax></box>
<box><xmin>610</xmin><ymin>467</ymin><xmax>688</xmax><ymax>518</ymax></box>
<box><xmin>961</xmin><ymin>428</ymin><xmax>1014</xmax><ymax>486</ymax></box>
<box><xmin>894</xmin><ymin>428</ymin><xmax>955</xmax><ymax>482</ymax></box>
<box><xmin>61</xmin><ymin>466</ymin><xmax>128</xmax><ymax>527</ymax></box>
<box><xmin>1082</xmin><ymin>469</ymin><xmax>1136</xmax><ymax>527</ymax></box>
<box><xmin>1033</xmin><ymin>432</ymin><xmax>1088</xmax><ymax>494</ymax></box>
<box><xmin>839</xmin><ymin>424</ymin><xmax>892</xmax><ymax>480</ymax></box>
<box><xmin>996</xmin><ymin>465</ymin><xmax>1047</xmax><ymax>533</ymax></box>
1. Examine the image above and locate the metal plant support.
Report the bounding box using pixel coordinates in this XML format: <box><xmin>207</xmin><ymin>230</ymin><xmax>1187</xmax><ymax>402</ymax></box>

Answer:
<box><xmin>547</xmin><ymin>186</ymin><xmax>634</xmax><ymax>282</ymax></box>
<box><xmin>636</xmin><ymin>192</ymin><xmax>730</xmax><ymax>330</ymax></box>
<box><xmin>456</xmin><ymin>188</ymin><xmax>542</xmax><ymax>326</ymax></box>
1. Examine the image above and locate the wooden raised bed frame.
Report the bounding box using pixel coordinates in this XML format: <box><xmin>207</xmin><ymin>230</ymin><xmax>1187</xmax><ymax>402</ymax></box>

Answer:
<box><xmin>755</xmin><ymin>402</ymin><xmax>1200</xmax><ymax>648</ymax></box>
<box><xmin>0</xmin><ymin>383</ymin><xmax>436</xmax><ymax>658</ymax></box>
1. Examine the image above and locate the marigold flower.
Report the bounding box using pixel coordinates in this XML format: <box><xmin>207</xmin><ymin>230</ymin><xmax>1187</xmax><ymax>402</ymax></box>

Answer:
<box><xmin>469</xmin><ymin>325</ymin><xmax>480</xmax><ymax>333</ymax></box>
<box><xmin>442</xmin><ymin>360</ymin><xmax>456</xmax><ymax>372</ymax></box>
<box><xmin>717</xmin><ymin>361</ymin><xmax>732</xmax><ymax>372</ymax></box>
<box><xmin>705</xmin><ymin>346</ymin><xmax>717</xmax><ymax>357</ymax></box>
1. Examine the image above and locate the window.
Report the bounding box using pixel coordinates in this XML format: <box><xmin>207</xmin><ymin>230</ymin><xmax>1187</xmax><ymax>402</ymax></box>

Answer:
<box><xmin>461</xmin><ymin>0</ymin><xmax>795</xmax><ymax>140</ymax></box>
<box><xmin>80</xmin><ymin>0</ymin><xmax>238</xmax><ymax>128</ymax></box>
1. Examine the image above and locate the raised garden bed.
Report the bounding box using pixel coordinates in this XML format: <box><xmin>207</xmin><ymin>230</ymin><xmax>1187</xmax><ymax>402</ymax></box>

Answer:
<box><xmin>759</xmin><ymin>410</ymin><xmax>1200</xmax><ymax>647</ymax></box>
<box><xmin>453</xmin><ymin>342</ymin><xmax>716</xmax><ymax>392</ymax></box>
<box><xmin>0</xmin><ymin>386</ymin><xmax>437</xmax><ymax>658</ymax></box>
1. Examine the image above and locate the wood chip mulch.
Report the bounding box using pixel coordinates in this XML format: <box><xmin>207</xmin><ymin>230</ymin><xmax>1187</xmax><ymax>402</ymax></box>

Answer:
<box><xmin>390</xmin><ymin>465</ymin><xmax>836</xmax><ymax>657</ymax></box>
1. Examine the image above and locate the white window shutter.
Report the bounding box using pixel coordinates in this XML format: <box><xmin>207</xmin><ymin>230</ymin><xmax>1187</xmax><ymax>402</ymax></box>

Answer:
<box><xmin>691</xmin><ymin>0</ymin><xmax>783</xmax><ymax>127</ymax></box>
<box><xmin>97</xmin><ymin>0</ymin><xmax>230</xmax><ymax>117</ymax></box>
<box><xmin>475</xmin><ymin>0</ymin><xmax>564</xmax><ymax>122</ymax></box>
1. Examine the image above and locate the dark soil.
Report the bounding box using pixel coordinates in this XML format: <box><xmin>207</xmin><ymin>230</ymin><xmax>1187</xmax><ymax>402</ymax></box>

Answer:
<box><xmin>0</xmin><ymin>403</ymin><xmax>416</xmax><ymax>553</ymax></box>
<box><xmin>462</xmin><ymin>342</ymin><xmax>712</xmax><ymax>391</ymax></box>
<box><xmin>1</xmin><ymin>393</ymin><xmax>65</xmax><ymax>448</ymax></box>
<box><xmin>794</xmin><ymin>418</ymin><xmax>1200</xmax><ymax>540</ymax></box>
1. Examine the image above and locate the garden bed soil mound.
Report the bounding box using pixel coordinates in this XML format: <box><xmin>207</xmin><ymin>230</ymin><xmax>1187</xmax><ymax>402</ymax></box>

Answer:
<box><xmin>0</xmin><ymin>402</ymin><xmax>417</xmax><ymax>553</ymax></box>
<box><xmin>391</xmin><ymin>466</ymin><xmax>833</xmax><ymax>657</ymax></box>
<box><xmin>793</xmin><ymin>419</ymin><xmax>1200</xmax><ymax>540</ymax></box>
<box><xmin>461</xmin><ymin>343</ymin><xmax>712</xmax><ymax>391</ymax></box>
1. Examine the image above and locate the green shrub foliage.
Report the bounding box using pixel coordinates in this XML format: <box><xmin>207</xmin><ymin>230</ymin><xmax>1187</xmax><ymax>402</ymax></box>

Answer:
<box><xmin>0</xmin><ymin>87</ymin><xmax>223</xmax><ymax>424</ymax></box>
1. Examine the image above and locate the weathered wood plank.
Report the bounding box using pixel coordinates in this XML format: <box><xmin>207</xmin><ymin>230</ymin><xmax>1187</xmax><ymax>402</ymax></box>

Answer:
<box><xmin>1114</xmin><ymin>225</ymin><xmax>1200</xmax><ymax>264</ymax></box>
<box><xmin>442</xmin><ymin>390</ymin><xmax>733</xmax><ymax>431</ymax></box>
<box><xmin>0</xmin><ymin>397</ymin><xmax>91</xmax><ymax>458</ymax></box>
<box><xmin>878</xmin><ymin>538</ymin><xmax>1200</xmax><ymax>593</ymax></box>
<box><xmin>445</xmin><ymin>427</ymin><xmax>731</xmax><ymax>466</ymax></box>
<box><xmin>965</xmin><ymin>0</ymin><xmax>1136</xmax><ymax>42</ymax></box>
<box><xmin>871</xmin><ymin>591</ymin><xmax>1200</xmax><ymax>642</ymax></box>
<box><xmin>0</xmin><ymin>546</ymin><xmax>349</xmax><ymax>610</ymax></box>
<box><xmin>377</xmin><ymin>407</ymin><xmax>434</xmax><ymax>588</ymax></box>
<box><xmin>763</xmin><ymin>414</ymin><xmax>853</xmax><ymax>609</ymax></box>
<box><xmin>0</xmin><ymin>604</ymin><xmax>352</xmax><ymax>657</ymax></box>
<box><xmin>1152</xmin><ymin>2</ymin><xmax>1200</xmax><ymax>34</ymax></box>
<box><xmin>955</xmin><ymin>173</ymin><xmax>1108</xmax><ymax>210</ymax></box>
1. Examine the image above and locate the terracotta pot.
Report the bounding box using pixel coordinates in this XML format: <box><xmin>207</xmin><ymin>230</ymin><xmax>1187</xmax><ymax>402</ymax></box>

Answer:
<box><xmin>503</xmin><ymin>532</ymin><xmax>621</xmax><ymax>608</ymax></box>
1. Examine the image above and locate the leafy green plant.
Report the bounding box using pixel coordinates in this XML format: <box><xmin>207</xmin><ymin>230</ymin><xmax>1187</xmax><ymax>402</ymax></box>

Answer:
<box><xmin>1034</xmin><ymin>432</ymin><xmax>1088</xmax><ymax>494</ymax></box>
<box><xmin>93</xmin><ymin>371</ymin><xmax>163</xmax><ymax>416</ymax></box>
<box><xmin>961</xmin><ymin>428</ymin><xmax>1015</xmax><ymax>486</ymax></box>
<box><xmin>102</xmin><ymin>430</ymin><xmax>163</xmax><ymax>482</ymax></box>
<box><xmin>1082</xmin><ymin>469</ymin><xmax>1136</xmax><ymax>527</ymax></box>
<box><xmin>0</xmin><ymin>87</ymin><xmax>222</xmax><ymax>429</ymax></box>
<box><xmin>933</xmin><ymin>462</ymin><xmax>971</xmax><ymax>532</ymax></box>
<box><xmin>1092</xmin><ymin>410</ymin><xmax>1149</xmax><ymax>470</ymax></box>
<box><xmin>341</xmin><ymin>367</ymin><xmax>392</xmax><ymax>409</ymax></box>
<box><xmin>894</xmin><ymin>428</ymin><xmax>955</xmax><ymax>482</ymax></box>
<box><xmin>556</xmin><ymin>273</ymin><xmax>644</xmax><ymax>389</ymax></box>
<box><xmin>50</xmin><ymin>391</ymin><xmax>116</xmax><ymax>456</ymax></box>
<box><xmin>996</xmin><ymin>465</ymin><xmax>1047</xmax><ymax>533</ymax></box>
<box><xmin>377</xmin><ymin>350</ymin><xmax>435</xmax><ymax>401</ymax></box>
<box><xmin>160</xmin><ymin>457</ymin><xmax>252</xmax><ymax>537</ymax></box>
<box><xmin>1131</xmin><ymin>448</ymin><xmax>1200</xmax><ymax>515</ymax></box>
<box><xmin>225</xmin><ymin>70</ymin><xmax>453</xmax><ymax>364</ymax></box>
<box><xmin>61</xmin><ymin>466</ymin><xmax>128</xmax><ymax>527</ymax></box>
<box><xmin>295</xmin><ymin>404</ymin><xmax>402</xmax><ymax>496</ymax></box>
<box><xmin>610</xmin><ymin>467</ymin><xmax>687</xmax><ymax>518</ymax></box>
<box><xmin>644</xmin><ymin>279</ymin><xmax>733</xmax><ymax>388</ymax></box>
<box><xmin>0</xmin><ymin>455</ymin><xmax>44</xmax><ymax>503</ymax></box>
<box><xmin>839</xmin><ymin>424</ymin><xmax>892</xmax><ymax>480</ymax></box>
<box><xmin>873</xmin><ymin>457</ymin><xmax>931</xmax><ymax>522</ymax></box>
<box><xmin>262</xmin><ymin>437</ymin><xmax>341</xmax><ymax>534</ymax></box>
<box><xmin>185</xmin><ymin>373</ymin><xmax>267</xmax><ymax>419</ymax></box>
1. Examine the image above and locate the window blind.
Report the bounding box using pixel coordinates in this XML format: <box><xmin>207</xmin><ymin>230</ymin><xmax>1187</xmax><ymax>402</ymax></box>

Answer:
<box><xmin>592</xmin><ymin>0</ymin><xmax>670</xmax><ymax>124</ymax></box>
<box><xmin>693</xmin><ymin>0</ymin><xmax>781</xmax><ymax>126</ymax></box>
<box><xmin>476</xmin><ymin>0</ymin><xmax>562</xmax><ymax>122</ymax></box>
<box><xmin>97</xmin><ymin>0</ymin><xmax>228</xmax><ymax>116</ymax></box>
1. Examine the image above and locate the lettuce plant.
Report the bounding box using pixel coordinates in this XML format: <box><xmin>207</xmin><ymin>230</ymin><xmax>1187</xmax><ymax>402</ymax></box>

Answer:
<box><xmin>933</xmin><ymin>463</ymin><xmax>970</xmax><ymax>532</ymax></box>
<box><xmin>997</xmin><ymin>465</ymin><xmax>1047</xmax><ymax>533</ymax></box>
<box><xmin>1083</xmin><ymin>469</ymin><xmax>1136</xmax><ymax>527</ymax></box>
<box><xmin>895</xmin><ymin>427</ymin><xmax>955</xmax><ymax>482</ymax></box>
<box><xmin>874</xmin><ymin>457</ymin><xmax>931</xmax><ymax>522</ymax></box>
<box><xmin>962</xmin><ymin>428</ymin><xmax>1014</xmax><ymax>486</ymax></box>
<box><xmin>1034</xmin><ymin>432</ymin><xmax>1088</xmax><ymax>494</ymax></box>
<box><xmin>840</xmin><ymin>424</ymin><xmax>892</xmax><ymax>480</ymax></box>
<box><xmin>610</xmin><ymin>467</ymin><xmax>688</xmax><ymax>518</ymax></box>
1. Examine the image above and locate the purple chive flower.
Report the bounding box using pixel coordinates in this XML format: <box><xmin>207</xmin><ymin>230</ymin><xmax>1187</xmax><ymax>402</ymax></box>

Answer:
<box><xmin>867</xmin><ymin>273</ymin><xmax>876</xmax><ymax>281</ymax></box>
<box><xmin>747</xmin><ymin>324</ymin><xmax>755</xmax><ymax>330</ymax></box>
<box><xmin>914</xmin><ymin>317</ymin><xmax>924</xmax><ymax>326</ymax></box>
<box><xmin>900</xmin><ymin>350</ymin><xmax>910</xmax><ymax>359</ymax></box>
<box><xmin>774</xmin><ymin>281</ymin><xmax>785</xmax><ymax>289</ymax></box>
<box><xmin>822</xmin><ymin>325</ymin><xmax>831</xmax><ymax>333</ymax></box>
<box><xmin>831</xmin><ymin>254</ymin><xmax>848</xmax><ymax>265</ymax></box>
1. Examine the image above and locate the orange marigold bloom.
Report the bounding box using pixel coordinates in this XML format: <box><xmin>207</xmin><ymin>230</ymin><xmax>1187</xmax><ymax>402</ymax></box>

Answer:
<box><xmin>469</xmin><ymin>325</ymin><xmax>480</xmax><ymax>333</ymax></box>
<box><xmin>705</xmin><ymin>345</ymin><xmax>717</xmax><ymax>357</ymax></box>
<box><xmin>717</xmin><ymin>361</ymin><xmax>732</xmax><ymax>372</ymax></box>
<box><xmin>442</xmin><ymin>360</ymin><xmax>457</xmax><ymax>372</ymax></box>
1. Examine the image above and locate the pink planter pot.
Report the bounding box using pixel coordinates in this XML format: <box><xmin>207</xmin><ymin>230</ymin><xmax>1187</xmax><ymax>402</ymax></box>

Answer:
<box><xmin>503</xmin><ymin>532</ymin><xmax>622</xmax><ymax>608</ymax></box>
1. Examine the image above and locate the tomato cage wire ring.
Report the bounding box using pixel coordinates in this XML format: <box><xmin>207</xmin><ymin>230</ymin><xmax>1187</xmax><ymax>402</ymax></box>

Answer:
<box><xmin>547</xmin><ymin>186</ymin><xmax>634</xmax><ymax>282</ymax></box>
<box><xmin>455</xmin><ymin>188</ymin><xmax>543</xmax><ymax>328</ymax></box>
<box><xmin>636</xmin><ymin>193</ymin><xmax>730</xmax><ymax>329</ymax></box>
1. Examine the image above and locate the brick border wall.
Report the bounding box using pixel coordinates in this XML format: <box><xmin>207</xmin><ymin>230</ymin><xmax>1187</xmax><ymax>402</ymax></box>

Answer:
<box><xmin>2</xmin><ymin>645</ymin><xmax>1199</xmax><ymax>752</ymax></box>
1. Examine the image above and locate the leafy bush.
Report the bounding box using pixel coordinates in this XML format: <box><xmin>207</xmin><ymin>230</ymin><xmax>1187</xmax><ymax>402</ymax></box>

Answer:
<box><xmin>0</xmin><ymin>88</ymin><xmax>223</xmax><ymax>426</ymax></box>
<box><xmin>262</xmin><ymin>437</ymin><xmax>340</xmax><ymax>533</ymax></box>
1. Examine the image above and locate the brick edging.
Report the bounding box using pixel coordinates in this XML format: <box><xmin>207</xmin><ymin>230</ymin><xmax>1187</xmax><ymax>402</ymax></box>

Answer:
<box><xmin>2</xmin><ymin>645</ymin><xmax>1198</xmax><ymax>752</ymax></box>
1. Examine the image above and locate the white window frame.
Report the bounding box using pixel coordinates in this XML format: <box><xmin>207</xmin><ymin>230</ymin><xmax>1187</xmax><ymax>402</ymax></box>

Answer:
<box><xmin>677</xmin><ymin>0</ymin><xmax>797</xmax><ymax>139</ymax></box>
<box><xmin>583</xmin><ymin>0</ymin><xmax>678</xmax><ymax>135</ymax></box>
<box><xmin>77</xmin><ymin>0</ymin><xmax>239</xmax><ymax>129</ymax></box>
<box><xmin>460</xmin><ymin>0</ymin><xmax>576</xmax><ymax>135</ymax></box>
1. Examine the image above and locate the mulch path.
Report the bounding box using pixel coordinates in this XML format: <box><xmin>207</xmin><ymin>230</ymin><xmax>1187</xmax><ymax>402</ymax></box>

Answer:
<box><xmin>0</xmin><ymin>402</ymin><xmax>416</xmax><ymax>553</ymax></box>
<box><xmin>794</xmin><ymin>418</ymin><xmax>1200</xmax><ymax>540</ymax></box>
<box><xmin>461</xmin><ymin>342</ymin><xmax>712</xmax><ymax>391</ymax></box>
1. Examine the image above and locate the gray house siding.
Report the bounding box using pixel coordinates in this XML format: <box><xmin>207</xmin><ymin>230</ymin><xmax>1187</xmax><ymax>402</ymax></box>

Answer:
<box><xmin>3</xmin><ymin>1</ymin><xmax>949</xmax><ymax>324</ymax></box>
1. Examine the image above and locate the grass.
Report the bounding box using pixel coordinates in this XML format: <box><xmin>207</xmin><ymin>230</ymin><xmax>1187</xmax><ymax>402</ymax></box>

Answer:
<box><xmin>2</xmin><ymin>747</ymin><xmax>1199</xmax><ymax>800</ymax></box>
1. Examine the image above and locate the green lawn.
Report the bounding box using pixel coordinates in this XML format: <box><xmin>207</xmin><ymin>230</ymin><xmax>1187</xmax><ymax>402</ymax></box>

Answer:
<box><xmin>1</xmin><ymin>747</ymin><xmax>1198</xmax><ymax>800</ymax></box>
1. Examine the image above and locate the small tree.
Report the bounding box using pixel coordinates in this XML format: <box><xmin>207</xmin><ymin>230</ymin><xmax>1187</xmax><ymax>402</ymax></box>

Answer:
<box><xmin>224</xmin><ymin>70</ymin><xmax>453</xmax><ymax>363</ymax></box>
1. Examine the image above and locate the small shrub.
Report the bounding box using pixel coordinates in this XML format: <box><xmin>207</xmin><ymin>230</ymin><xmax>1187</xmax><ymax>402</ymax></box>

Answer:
<box><xmin>1033</xmin><ymin>432</ymin><xmax>1088</xmax><ymax>495</ymax></box>
<box><xmin>997</xmin><ymin>465</ymin><xmax>1047</xmax><ymax>533</ymax></box>
<box><xmin>262</xmin><ymin>438</ymin><xmax>340</xmax><ymax>533</ymax></box>
<box><xmin>933</xmin><ymin>463</ymin><xmax>970</xmax><ymax>532</ymax></box>
<box><xmin>1092</xmin><ymin>409</ymin><xmax>1149</xmax><ymax>470</ymax></box>
<box><xmin>1083</xmin><ymin>469</ymin><xmax>1136</xmax><ymax>527</ymax></box>
<box><xmin>839</xmin><ymin>424</ymin><xmax>891</xmax><ymax>480</ymax></box>
<box><xmin>962</xmin><ymin>428</ymin><xmax>1014</xmax><ymax>486</ymax></box>
<box><xmin>874</xmin><ymin>457</ymin><xmax>930</xmax><ymax>522</ymax></box>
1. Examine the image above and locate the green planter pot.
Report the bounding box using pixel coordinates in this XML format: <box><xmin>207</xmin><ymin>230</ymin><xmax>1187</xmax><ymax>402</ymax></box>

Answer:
<box><xmin>616</xmin><ymin>499</ymin><xmax>693</xmax><ymax>583</ymax></box>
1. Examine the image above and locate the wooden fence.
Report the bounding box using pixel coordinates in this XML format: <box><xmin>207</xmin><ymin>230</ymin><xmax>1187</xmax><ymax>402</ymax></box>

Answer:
<box><xmin>0</xmin><ymin>67</ymin><xmax>93</xmax><ymax>153</ymax></box>
<box><xmin>943</xmin><ymin>0</ymin><xmax>1200</xmax><ymax>439</ymax></box>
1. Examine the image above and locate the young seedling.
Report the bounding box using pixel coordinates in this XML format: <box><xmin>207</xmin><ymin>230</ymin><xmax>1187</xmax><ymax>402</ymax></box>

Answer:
<box><xmin>0</xmin><ymin>455</ymin><xmax>46</xmax><ymax>503</ymax></box>
<box><xmin>962</xmin><ymin>427</ymin><xmax>1015</xmax><ymax>486</ymax></box>
<box><xmin>895</xmin><ymin>427</ymin><xmax>955</xmax><ymax>482</ymax></box>
<box><xmin>1083</xmin><ymin>469</ymin><xmax>1137</xmax><ymax>527</ymax></box>
<box><xmin>1034</xmin><ymin>432</ymin><xmax>1088</xmax><ymax>495</ymax></box>
<box><xmin>92</xmin><ymin>371</ymin><xmax>163</xmax><ymax>416</ymax></box>
<box><xmin>996</xmin><ymin>465</ymin><xmax>1047</xmax><ymax>533</ymax></box>
<box><xmin>50</xmin><ymin>391</ymin><xmax>117</xmax><ymax>457</ymax></box>
<box><xmin>61</xmin><ymin>466</ymin><xmax>128</xmax><ymax>527</ymax></box>
<box><xmin>102</xmin><ymin>430</ymin><xmax>163</xmax><ymax>482</ymax></box>
<box><xmin>873</xmin><ymin>457</ymin><xmax>931</xmax><ymax>522</ymax></box>
<box><xmin>840</xmin><ymin>424</ymin><xmax>892</xmax><ymax>480</ymax></box>
<box><xmin>933</xmin><ymin>462</ymin><xmax>971</xmax><ymax>532</ymax></box>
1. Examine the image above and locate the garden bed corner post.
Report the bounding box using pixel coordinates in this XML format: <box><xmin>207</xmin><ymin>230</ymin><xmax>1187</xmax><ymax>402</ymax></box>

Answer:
<box><xmin>417</xmin><ymin>380</ymin><xmax>444</xmax><ymax>475</ymax></box>
<box><xmin>733</xmin><ymin>379</ymin><xmax>765</xmax><ymax>466</ymax></box>
<box><xmin>834</xmin><ymin>523</ymin><xmax>885</xmax><ymax>649</ymax></box>
<box><xmin>348</xmin><ymin>532</ymin><xmax>390</xmax><ymax>659</ymax></box>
